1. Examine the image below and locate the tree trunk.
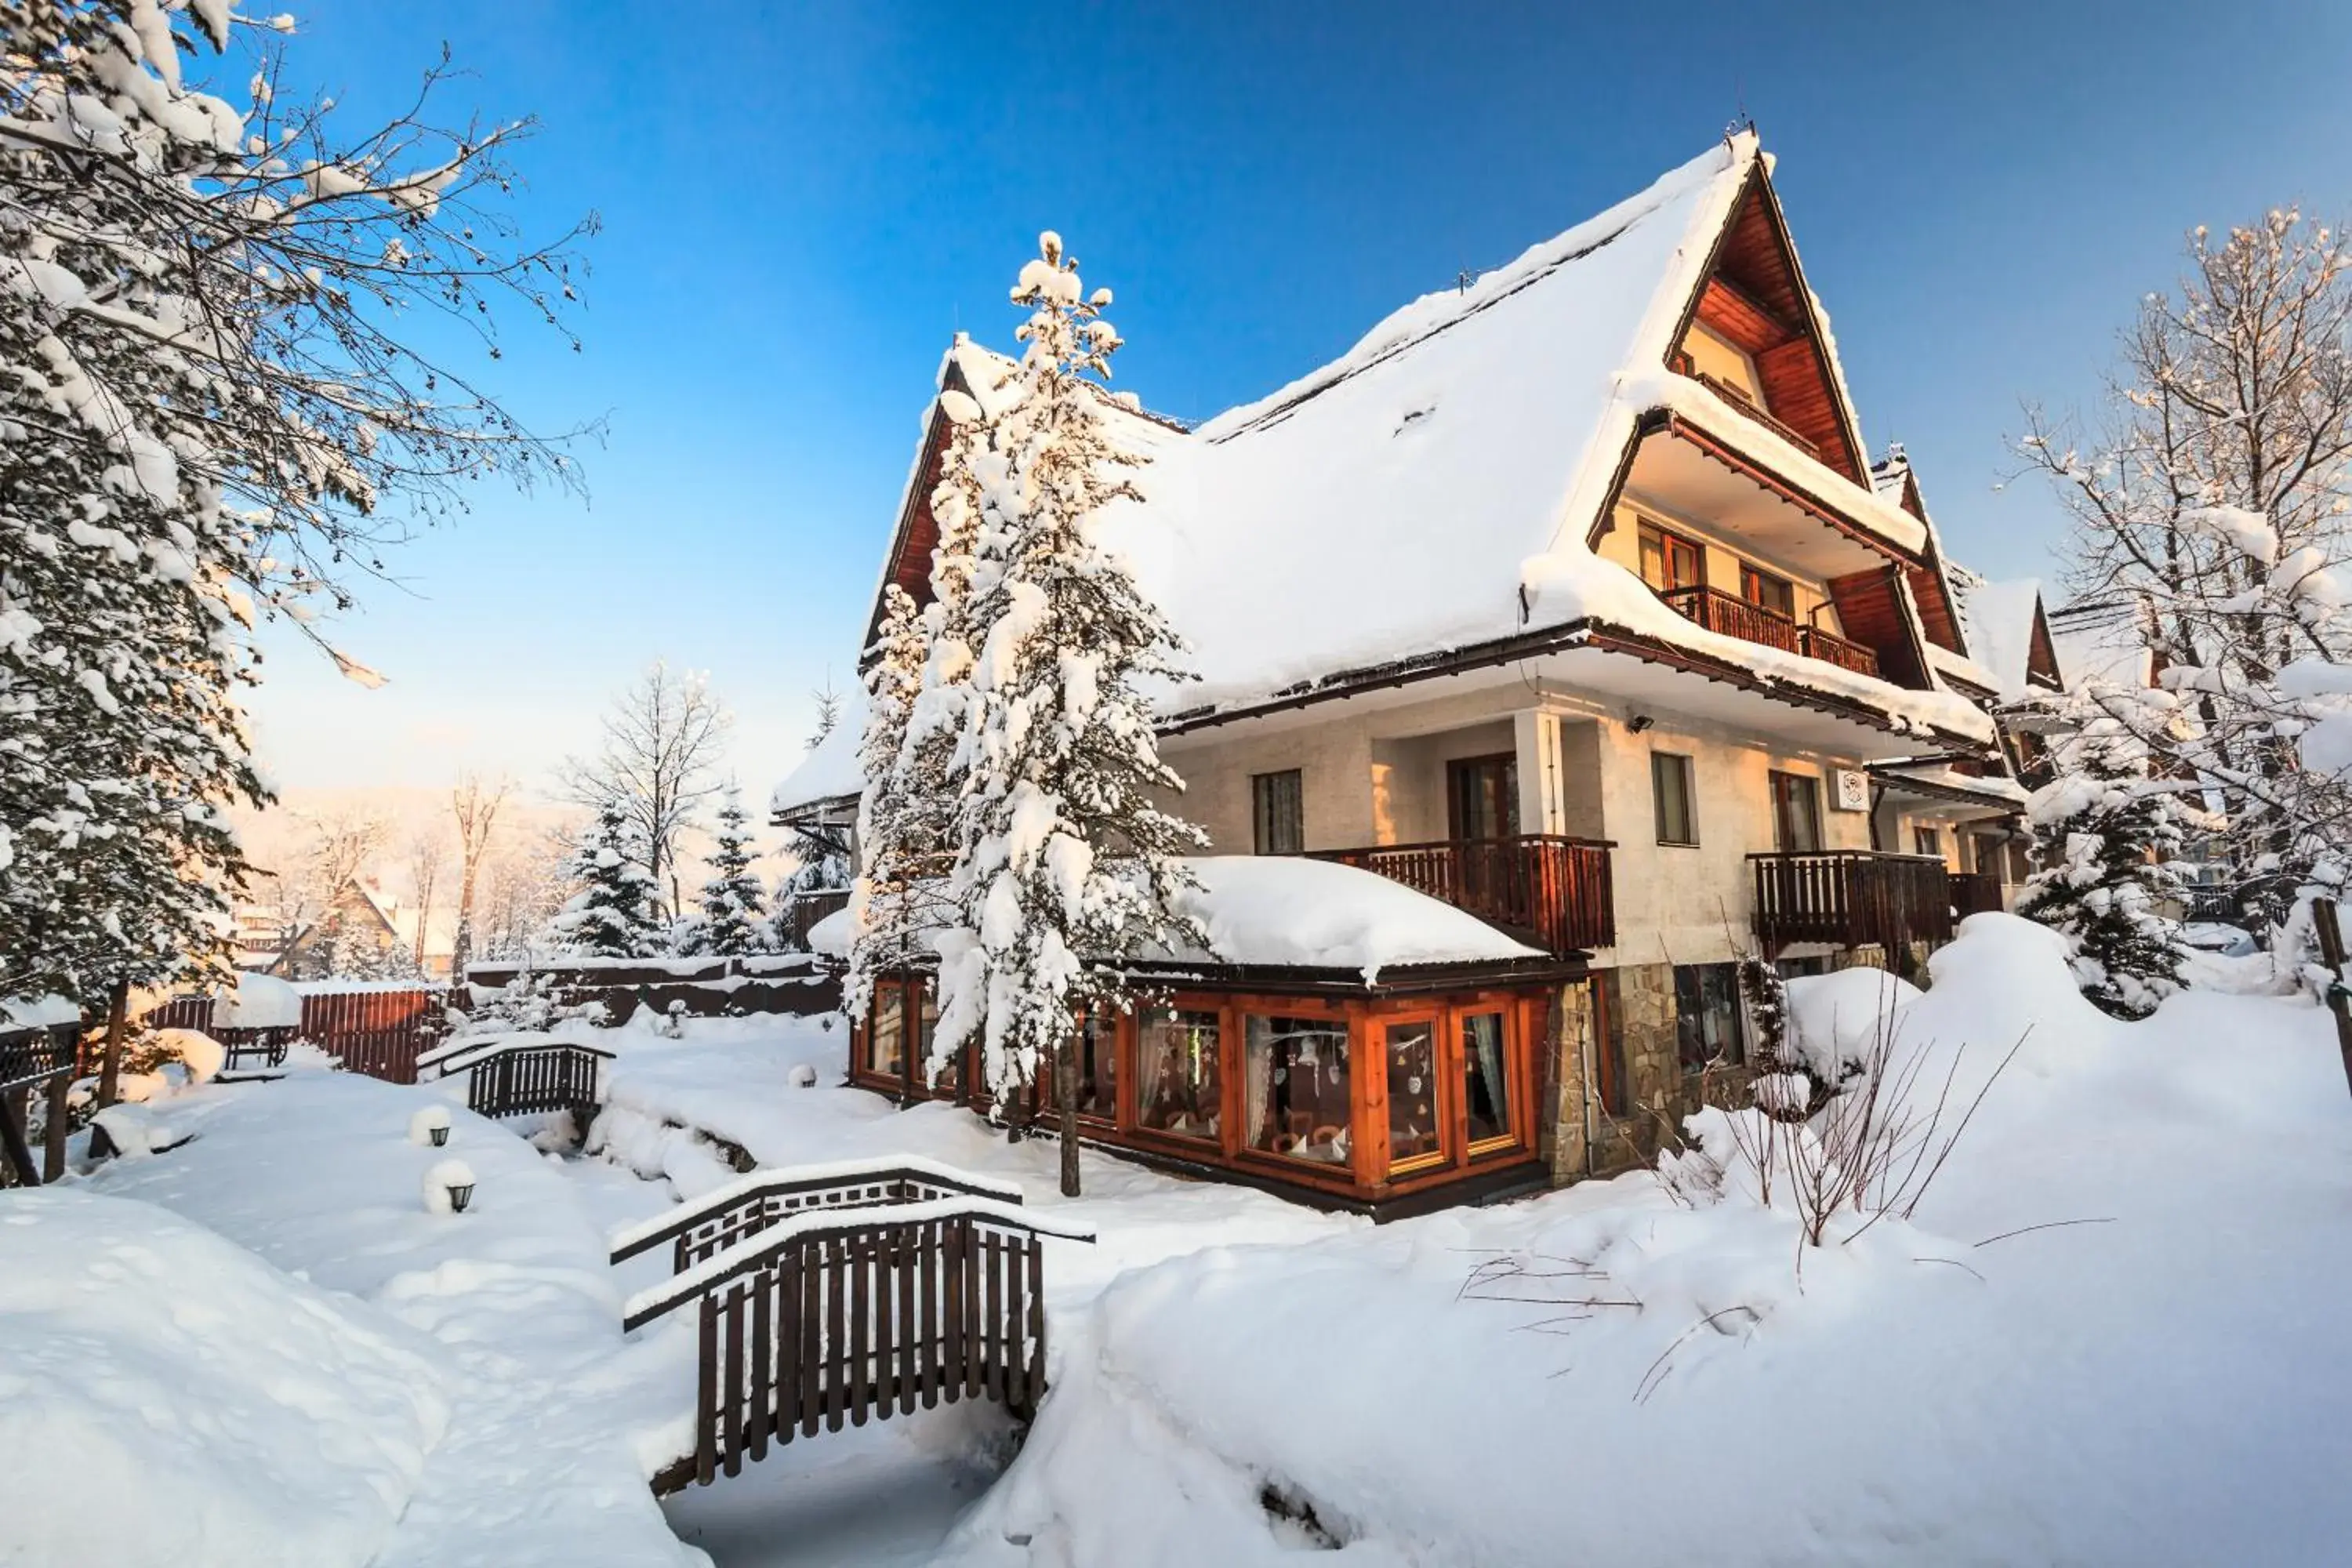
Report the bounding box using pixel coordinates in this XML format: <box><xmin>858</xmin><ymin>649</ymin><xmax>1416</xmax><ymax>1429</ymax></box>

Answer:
<box><xmin>96</xmin><ymin>975</ymin><xmax>130</xmax><ymax>1109</ymax></box>
<box><xmin>1056</xmin><ymin>1034</ymin><xmax>1080</xmax><ymax>1197</ymax></box>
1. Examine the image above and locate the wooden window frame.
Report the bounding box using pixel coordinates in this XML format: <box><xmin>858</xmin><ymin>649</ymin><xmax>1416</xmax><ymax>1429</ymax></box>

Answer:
<box><xmin>1913</xmin><ymin>824</ymin><xmax>1944</xmax><ymax>861</ymax></box>
<box><xmin>1651</xmin><ymin>750</ymin><xmax>1698</xmax><ymax>847</ymax></box>
<box><xmin>1769</xmin><ymin>769</ymin><xmax>1823</xmax><ymax>854</ymax></box>
<box><xmin>1251</xmin><ymin>768</ymin><xmax>1305</xmax><ymax>856</ymax></box>
<box><xmin>1446</xmin><ymin>752</ymin><xmax>1520</xmax><ymax>843</ymax></box>
<box><xmin>1376</xmin><ymin>1009</ymin><xmax>1450</xmax><ymax>1178</ymax></box>
<box><xmin>1637</xmin><ymin>520</ymin><xmax>1707</xmax><ymax>593</ymax></box>
<box><xmin>1458</xmin><ymin>1006</ymin><xmax>1518</xmax><ymax>1160</ymax></box>
<box><xmin>1739</xmin><ymin>561</ymin><xmax>1796</xmax><ymax>620</ymax></box>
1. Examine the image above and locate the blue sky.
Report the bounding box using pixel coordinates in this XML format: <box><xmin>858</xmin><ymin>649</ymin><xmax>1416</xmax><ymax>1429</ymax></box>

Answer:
<box><xmin>249</xmin><ymin>0</ymin><xmax>2352</xmax><ymax>800</ymax></box>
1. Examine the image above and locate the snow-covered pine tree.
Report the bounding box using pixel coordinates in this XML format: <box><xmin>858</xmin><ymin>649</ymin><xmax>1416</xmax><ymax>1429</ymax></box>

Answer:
<box><xmin>695</xmin><ymin>786</ymin><xmax>769</xmax><ymax>956</ymax></box>
<box><xmin>845</xmin><ymin>584</ymin><xmax>933</xmax><ymax>1022</ymax></box>
<box><xmin>550</xmin><ymin>802</ymin><xmax>659</xmax><ymax>959</ymax></box>
<box><xmin>2018</xmin><ymin>714</ymin><xmax>2187</xmax><ymax>1018</ymax></box>
<box><xmin>0</xmin><ymin>5</ymin><xmax>583</xmax><ymax>1006</ymax></box>
<box><xmin>931</xmin><ymin>233</ymin><xmax>1205</xmax><ymax>1193</ymax></box>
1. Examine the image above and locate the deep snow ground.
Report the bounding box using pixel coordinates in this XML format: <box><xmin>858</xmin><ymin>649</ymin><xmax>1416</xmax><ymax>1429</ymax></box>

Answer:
<box><xmin>9</xmin><ymin>914</ymin><xmax>2350</xmax><ymax>1566</ymax></box>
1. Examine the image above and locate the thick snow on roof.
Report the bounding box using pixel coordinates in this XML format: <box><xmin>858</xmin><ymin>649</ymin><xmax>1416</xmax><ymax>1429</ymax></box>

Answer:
<box><xmin>2048</xmin><ymin>600</ymin><xmax>2154</xmax><ymax>691</ymax></box>
<box><xmin>770</xmin><ymin>691</ymin><xmax>868</xmax><ymax>818</ymax></box>
<box><xmin>1953</xmin><ymin>577</ymin><xmax>2048</xmax><ymax>702</ymax></box>
<box><xmin>906</xmin><ymin>136</ymin><xmax>1986</xmax><ymax>748</ymax></box>
<box><xmin>1102</xmin><ymin>140</ymin><xmax>1747</xmax><ymax>711</ymax></box>
<box><xmin>808</xmin><ymin>856</ymin><xmax>1542</xmax><ymax>981</ymax></box>
<box><xmin>1156</xmin><ymin>856</ymin><xmax>1542</xmax><ymax>980</ymax></box>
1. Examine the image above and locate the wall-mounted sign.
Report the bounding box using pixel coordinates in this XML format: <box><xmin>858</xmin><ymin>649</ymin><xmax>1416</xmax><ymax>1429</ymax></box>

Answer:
<box><xmin>1831</xmin><ymin>768</ymin><xmax>1871</xmax><ymax>813</ymax></box>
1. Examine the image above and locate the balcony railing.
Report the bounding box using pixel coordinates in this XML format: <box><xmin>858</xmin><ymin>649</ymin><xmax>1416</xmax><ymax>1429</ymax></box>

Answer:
<box><xmin>1310</xmin><ymin>834</ymin><xmax>1616</xmax><ymax>956</ymax></box>
<box><xmin>1948</xmin><ymin>869</ymin><xmax>2005</xmax><ymax>920</ymax></box>
<box><xmin>1657</xmin><ymin>585</ymin><xmax>1881</xmax><ymax>679</ymax></box>
<box><xmin>1749</xmin><ymin>851</ymin><xmax>1955</xmax><ymax>953</ymax></box>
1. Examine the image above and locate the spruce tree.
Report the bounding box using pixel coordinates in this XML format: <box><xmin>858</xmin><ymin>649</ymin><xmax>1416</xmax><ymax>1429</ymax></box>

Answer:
<box><xmin>551</xmin><ymin>802</ymin><xmax>659</xmax><ymax>959</ymax></box>
<box><xmin>931</xmin><ymin>233</ymin><xmax>1206</xmax><ymax>1192</ymax></box>
<box><xmin>696</xmin><ymin>786</ymin><xmax>769</xmax><ymax>957</ymax></box>
<box><xmin>2019</xmin><ymin>715</ymin><xmax>2187</xmax><ymax>1018</ymax></box>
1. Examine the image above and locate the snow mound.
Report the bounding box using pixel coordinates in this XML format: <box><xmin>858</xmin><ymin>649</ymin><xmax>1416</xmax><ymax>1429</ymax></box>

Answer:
<box><xmin>0</xmin><ymin>1189</ymin><xmax>449</xmax><ymax>1568</ymax></box>
<box><xmin>213</xmin><ymin>971</ymin><xmax>303</xmax><ymax>1030</ymax></box>
<box><xmin>1784</xmin><ymin>965</ymin><xmax>1923</xmax><ymax>1077</ymax></box>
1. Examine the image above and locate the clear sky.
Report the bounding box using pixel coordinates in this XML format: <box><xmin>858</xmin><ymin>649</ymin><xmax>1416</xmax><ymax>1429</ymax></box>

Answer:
<box><xmin>246</xmin><ymin>0</ymin><xmax>2352</xmax><ymax>805</ymax></box>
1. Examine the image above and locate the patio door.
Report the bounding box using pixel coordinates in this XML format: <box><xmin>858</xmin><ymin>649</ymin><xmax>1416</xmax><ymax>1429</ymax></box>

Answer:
<box><xmin>1447</xmin><ymin>754</ymin><xmax>1520</xmax><ymax>916</ymax></box>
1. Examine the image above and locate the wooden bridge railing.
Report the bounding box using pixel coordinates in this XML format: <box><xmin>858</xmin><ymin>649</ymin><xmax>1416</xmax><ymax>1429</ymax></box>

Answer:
<box><xmin>416</xmin><ymin>1035</ymin><xmax>613</xmax><ymax>1120</ymax></box>
<box><xmin>616</xmin><ymin>1178</ymin><xmax>1095</xmax><ymax>1495</ymax></box>
<box><xmin>0</xmin><ymin>1023</ymin><xmax>77</xmax><ymax>1187</ymax></box>
<box><xmin>610</xmin><ymin>1156</ymin><xmax>1028</xmax><ymax>1274</ymax></box>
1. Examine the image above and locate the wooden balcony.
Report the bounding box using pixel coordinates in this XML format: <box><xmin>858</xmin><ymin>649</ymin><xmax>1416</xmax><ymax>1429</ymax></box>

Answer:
<box><xmin>1749</xmin><ymin>851</ymin><xmax>1955</xmax><ymax>952</ymax></box>
<box><xmin>1310</xmin><ymin>834</ymin><xmax>1616</xmax><ymax>956</ymax></box>
<box><xmin>1657</xmin><ymin>585</ymin><xmax>1881</xmax><ymax>679</ymax></box>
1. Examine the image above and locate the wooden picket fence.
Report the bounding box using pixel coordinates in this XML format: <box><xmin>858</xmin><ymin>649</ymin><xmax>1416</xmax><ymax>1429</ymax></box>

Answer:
<box><xmin>615</xmin><ymin>1160</ymin><xmax>1094</xmax><ymax>1494</ymax></box>
<box><xmin>146</xmin><ymin>986</ymin><xmax>445</xmax><ymax>1084</ymax></box>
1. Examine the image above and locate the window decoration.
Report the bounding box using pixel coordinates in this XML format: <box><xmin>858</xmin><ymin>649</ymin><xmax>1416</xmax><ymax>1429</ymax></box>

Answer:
<box><xmin>1245</xmin><ymin>1014</ymin><xmax>1352</xmax><ymax>1164</ymax></box>
<box><xmin>1385</xmin><ymin>1020</ymin><xmax>1442</xmax><ymax>1171</ymax></box>
<box><xmin>1135</xmin><ymin>1007</ymin><xmax>1221</xmax><ymax>1141</ymax></box>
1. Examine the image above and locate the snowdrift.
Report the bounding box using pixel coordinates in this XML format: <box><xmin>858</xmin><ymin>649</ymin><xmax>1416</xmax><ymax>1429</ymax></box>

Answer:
<box><xmin>0</xmin><ymin>1189</ymin><xmax>448</xmax><ymax>1568</ymax></box>
<box><xmin>938</xmin><ymin>915</ymin><xmax>2352</xmax><ymax>1566</ymax></box>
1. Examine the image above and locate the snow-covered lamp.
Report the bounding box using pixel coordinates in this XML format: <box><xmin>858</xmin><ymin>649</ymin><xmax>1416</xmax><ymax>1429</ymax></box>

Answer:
<box><xmin>408</xmin><ymin>1105</ymin><xmax>453</xmax><ymax>1148</ymax></box>
<box><xmin>424</xmin><ymin>1158</ymin><xmax>477</xmax><ymax>1215</ymax></box>
<box><xmin>789</xmin><ymin>1064</ymin><xmax>818</xmax><ymax>1089</ymax></box>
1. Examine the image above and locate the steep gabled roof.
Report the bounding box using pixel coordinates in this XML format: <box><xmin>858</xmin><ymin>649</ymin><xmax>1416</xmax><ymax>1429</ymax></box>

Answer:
<box><xmin>851</xmin><ymin>134</ymin><xmax>1991</xmax><ymax>751</ymax></box>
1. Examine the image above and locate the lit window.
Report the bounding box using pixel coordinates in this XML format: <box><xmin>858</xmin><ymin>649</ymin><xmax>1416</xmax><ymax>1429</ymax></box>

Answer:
<box><xmin>866</xmin><ymin>984</ymin><xmax>905</xmax><ymax>1078</ymax></box>
<box><xmin>1740</xmin><ymin>563</ymin><xmax>1795</xmax><ymax>619</ymax></box>
<box><xmin>1639</xmin><ymin>522</ymin><xmax>1704</xmax><ymax>593</ymax></box>
<box><xmin>1245</xmin><ymin>1015</ymin><xmax>1352</xmax><ymax>1165</ymax></box>
<box><xmin>1653</xmin><ymin>752</ymin><xmax>1697</xmax><ymax>846</ymax></box>
<box><xmin>1135</xmin><ymin>1007</ymin><xmax>1220</xmax><ymax>1141</ymax></box>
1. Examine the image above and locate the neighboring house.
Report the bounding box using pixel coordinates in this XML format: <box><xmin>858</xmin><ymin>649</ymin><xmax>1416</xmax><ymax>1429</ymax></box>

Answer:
<box><xmin>235</xmin><ymin>873</ymin><xmax>454</xmax><ymax>979</ymax></box>
<box><xmin>776</xmin><ymin>132</ymin><xmax>2049</xmax><ymax>1211</ymax></box>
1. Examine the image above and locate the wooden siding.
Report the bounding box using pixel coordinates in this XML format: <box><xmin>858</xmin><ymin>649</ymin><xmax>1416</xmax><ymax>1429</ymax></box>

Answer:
<box><xmin>1825</xmin><ymin>565</ymin><xmax>1931</xmax><ymax>691</ymax></box>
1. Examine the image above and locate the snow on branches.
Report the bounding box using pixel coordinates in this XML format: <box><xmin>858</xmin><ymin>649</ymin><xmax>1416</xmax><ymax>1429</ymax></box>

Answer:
<box><xmin>550</xmin><ymin>800</ymin><xmax>658</xmax><ymax>960</ymax></box>
<box><xmin>2020</xmin><ymin>210</ymin><xmax>2352</xmax><ymax>889</ymax></box>
<box><xmin>2017</xmin><ymin>717</ymin><xmax>2186</xmax><ymax>1019</ymax></box>
<box><xmin>0</xmin><ymin>3</ymin><xmax>586</xmax><ymax>1000</ymax></box>
<box><xmin>688</xmin><ymin>785</ymin><xmax>768</xmax><ymax>957</ymax></box>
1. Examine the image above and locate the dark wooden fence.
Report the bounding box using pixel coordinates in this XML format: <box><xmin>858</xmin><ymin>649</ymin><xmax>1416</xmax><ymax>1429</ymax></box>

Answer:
<box><xmin>1310</xmin><ymin>834</ymin><xmax>1617</xmax><ymax>954</ymax></box>
<box><xmin>0</xmin><ymin>1023</ymin><xmax>76</xmax><ymax>1186</ymax></box>
<box><xmin>1948</xmin><ymin>869</ymin><xmax>2006</xmax><ymax>920</ymax></box>
<box><xmin>1749</xmin><ymin>851</ymin><xmax>1955</xmax><ymax>952</ymax></box>
<box><xmin>772</xmin><ymin>891</ymin><xmax>850</xmax><ymax>953</ymax></box>
<box><xmin>145</xmin><ymin>987</ymin><xmax>445</xmax><ymax>1083</ymax></box>
<box><xmin>615</xmin><ymin>1160</ymin><xmax>1093</xmax><ymax>1495</ymax></box>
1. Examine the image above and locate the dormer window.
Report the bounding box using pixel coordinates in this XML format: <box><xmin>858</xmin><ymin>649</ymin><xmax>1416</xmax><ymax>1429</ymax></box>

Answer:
<box><xmin>1682</xmin><ymin>319</ymin><xmax>1766</xmax><ymax>406</ymax></box>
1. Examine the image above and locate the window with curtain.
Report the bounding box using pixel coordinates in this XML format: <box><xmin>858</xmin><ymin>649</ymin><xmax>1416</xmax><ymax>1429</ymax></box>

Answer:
<box><xmin>1245</xmin><ymin>1014</ymin><xmax>1352</xmax><ymax>1165</ymax></box>
<box><xmin>1134</xmin><ymin>1007</ymin><xmax>1220</xmax><ymax>1140</ymax></box>
<box><xmin>866</xmin><ymin>984</ymin><xmax>905</xmax><ymax>1078</ymax></box>
<box><xmin>1740</xmin><ymin>562</ymin><xmax>1795</xmax><ymax>619</ymax></box>
<box><xmin>1652</xmin><ymin>751</ymin><xmax>1697</xmax><ymax>846</ymax></box>
<box><xmin>1251</xmin><ymin>769</ymin><xmax>1304</xmax><ymax>855</ymax></box>
<box><xmin>1385</xmin><ymin>1020</ymin><xmax>1442</xmax><ymax>1171</ymax></box>
<box><xmin>1462</xmin><ymin>1011</ymin><xmax>1512</xmax><ymax>1147</ymax></box>
<box><xmin>1638</xmin><ymin>521</ymin><xmax>1704</xmax><ymax>592</ymax></box>
<box><xmin>1673</xmin><ymin>964</ymin><xmax>1745</xmax><ymax>1072</ymax></box>
<box><xmin>1769</xmin><ymin>770</ymin><xmax>1822</xmax><ymax>853</ymax></box>
<box><xmin>1075</xmin><ymin>1007</ymin><xmax>1118</xmax><ymax>1120</ymax></box>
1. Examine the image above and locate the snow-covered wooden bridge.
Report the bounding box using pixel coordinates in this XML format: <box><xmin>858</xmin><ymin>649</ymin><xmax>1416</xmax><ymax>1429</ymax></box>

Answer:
<box><xmin>608</xmin><ymin>1157</ymin><xmax>1095</xmax><ymax>1494</ymax></box>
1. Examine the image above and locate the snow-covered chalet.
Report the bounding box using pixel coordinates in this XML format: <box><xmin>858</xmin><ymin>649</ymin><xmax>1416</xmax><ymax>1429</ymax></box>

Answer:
<box><xmin>775</xmin><ymin>132</ymin><xmax>2049</xmax><ymax>1216</ymax></box>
